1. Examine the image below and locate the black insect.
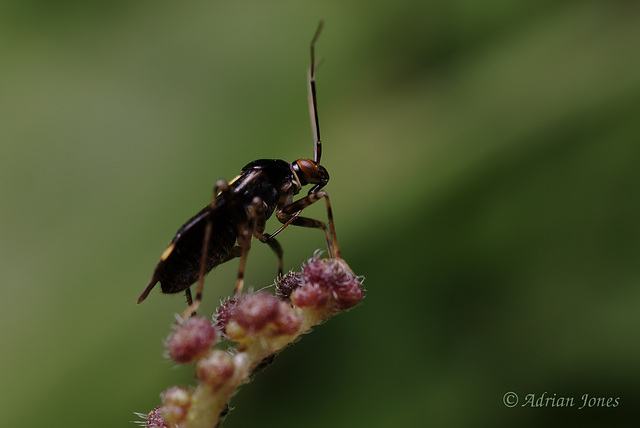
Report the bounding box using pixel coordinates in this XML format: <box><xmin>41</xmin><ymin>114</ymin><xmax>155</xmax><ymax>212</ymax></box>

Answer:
<box><xmin>137</xmin><ymin>22</ymin><xmax>340</xmax><ymax>317</ymax></box>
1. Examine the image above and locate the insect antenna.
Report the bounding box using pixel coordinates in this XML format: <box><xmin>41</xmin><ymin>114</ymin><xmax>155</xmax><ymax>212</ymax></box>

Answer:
<box><xmin>309</xmin><ymin>20</ymin><xmax>324</xmax><ymax>164</ymax></box>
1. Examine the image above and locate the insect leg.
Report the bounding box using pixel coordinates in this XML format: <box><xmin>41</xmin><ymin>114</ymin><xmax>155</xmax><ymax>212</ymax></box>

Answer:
<box><xmin>273</xmin><ymin>189</ymin><xmax>341</xmax><ymax>258</ymax></box>
<box><xmin>223</xmin><ymin>246</ymin><xmax>243</xmax><ymax>262</ymax></box>
<box><xmin>185</xmin><ymin>287</ymin><xmax>193</xmax><ymax>306</ymax></box>
<box><xmin>250</xmin><ymin>197</ymin><xmax>284</xmax><ymax>278</ymax></box>
<box><xmin>258</xmin><ymin>233</ymin><xmax>284</xmax><ymax>278</ymax></box>
<box><xmin>181</xmin><ymin>179</ymin><xmax>232</xmax><ymax>318</ymax></box>
<box><xmin>231</xmin><ymin>199</ymin><xmax>260</xmax><ymax>296</ymax></box>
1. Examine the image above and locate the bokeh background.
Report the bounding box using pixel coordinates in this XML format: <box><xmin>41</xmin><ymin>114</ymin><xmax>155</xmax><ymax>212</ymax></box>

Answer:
<box><xmin>2</xmin><ymin>1</ymin><xmax>639</xmax><ymax>427</ymax></box>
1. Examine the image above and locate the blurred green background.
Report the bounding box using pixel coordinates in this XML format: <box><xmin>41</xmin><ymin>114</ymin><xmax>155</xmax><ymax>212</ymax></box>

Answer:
<box><xmin>1</xmin><ymin>1</ymin><xmax>639</xmax><ymax>427</ymax></box>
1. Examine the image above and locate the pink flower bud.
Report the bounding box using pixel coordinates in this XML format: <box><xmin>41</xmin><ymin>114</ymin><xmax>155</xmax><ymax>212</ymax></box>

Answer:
<box><xmin>332</xmin><ymin>274</ymin><xmax>365</xmax><ymax>310</ymax></box>
<box><xmin>301</xmin><ymin>257</ymin><xmax>334</xmax><ymax>288</ymax></box>
<box><xmin>160</xmin><ymin>386</ymin><xmax>191</xmax><ymax>425</ymax></box>
<box><xmin>233</xmin><ymin>292</ymin><xmax>279</xmax><ymax>332</ymax></box>
<box><xmin>291</xmin><ymin>284</ymin><xmax>328</xmax><ymax>309</ymax></box>
<box><xmin>300</xmin><ymin>258</ymin><xmax>364</xmax><ymax>310</ymax></box>
<box><xmin>195</xmin><ymin>350</ymin><xmax>235</xmax><ymax>390</ymax></box>
<box><xmin>166</xmin><ymin>317</ymin><xmax>217</xmax><ymax>364</ymax></box>
<box><xmin>214</xmin><ymin>298</ymin><xmax>238</xmax><ymax>337</ymax></box>
<box><xmin>273</xmin><ymin>301</ymin><xmax>302</xmax><ymax>335</ymax></box>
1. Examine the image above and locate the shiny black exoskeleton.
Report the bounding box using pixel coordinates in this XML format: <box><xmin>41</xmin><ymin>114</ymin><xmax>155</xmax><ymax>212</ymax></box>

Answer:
<box><xmin>137</xmin><ymin>22</ymin><xmax>340</xmax><ymax>317</ymax></box>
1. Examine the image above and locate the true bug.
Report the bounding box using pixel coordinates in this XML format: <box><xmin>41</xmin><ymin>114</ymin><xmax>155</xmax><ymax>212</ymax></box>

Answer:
<box><xmin>137</xmin><ymin>22</ymin><xmax>340</xmax><ymax>317</ymax></box>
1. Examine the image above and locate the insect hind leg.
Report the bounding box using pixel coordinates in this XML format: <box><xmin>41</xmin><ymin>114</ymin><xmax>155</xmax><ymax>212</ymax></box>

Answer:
<box><xmin>185</xmin><ymin>288</ymin><xmax>193</xmax><ymax>306</ymax></box>
<box><xmin>181</xmin><ymin>180</ymin><xmax>234</xmax><ymax>318</ymax></box>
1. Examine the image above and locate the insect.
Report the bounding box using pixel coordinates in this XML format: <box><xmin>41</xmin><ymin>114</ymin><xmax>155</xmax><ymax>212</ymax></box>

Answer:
<box><xmin>137</xmin><ymin>22</ymin><xmax>340</xmax><ymax>317</ymax></box>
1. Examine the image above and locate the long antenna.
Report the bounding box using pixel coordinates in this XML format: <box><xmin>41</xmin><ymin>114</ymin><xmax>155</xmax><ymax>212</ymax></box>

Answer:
<box><xmin>309</xmin><ymin>20</ymin><xmax>324</xmax><ymax>164</ymax></box>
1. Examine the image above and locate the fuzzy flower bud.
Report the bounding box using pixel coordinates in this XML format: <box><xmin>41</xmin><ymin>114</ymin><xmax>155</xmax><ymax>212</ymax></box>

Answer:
<box><xmin>160</xmin><ymin>386</ymin><xmax>192</xmax><ymax>425</ymax></box>
<box><xmin>225</xmin><ymin>293</ymin><xmax>302</xmax><ymax>341</ymax></box>
<box><xmin>233</xmin><ymin>292</ymin><xmax>280</xmax><ymax>332</ymax></box>
<box><xmin>195</xmin><ymin>350</ymin><xmax>235</xmax><ymax>390</ymax></box>
<box><xmin>213</xmin><ymin>297</ymin><xmax>237</xmax><ymax>337</ymax></box>
<box><xmin>330</xmin><ymin>270</ymin><xmax>364</xmax><ymax>310</ymax></box>
<box><xmin>272</xmin><ymin>301</ymin><xmax>302</xmax><ymax>335</ymax></box>
<box><xmin>140</xmin><ymin>255</ymin><xmax>364</xmax><ymax>428</ymax></box>
<box><xmin>134</xmin><ymin>408</ymin><xmax>168</xmax><ymax>428</ymax></box>
<box><xmin>300</xmin><ymin>258</ymin><xmax>332</xmax><ymax>286</ymax></box>
<box><xmin>166</xmin><ymin>316</ymin><xmax>217</xmax><ymax>364</ymax></box>
<box><xmin>275</xmin><ymin>271</ymin><xmax>302</xmax><ymax>300</ymax></box>
<box><xmin>297</xmin><ymin>257</ymin><xmax>364</xmax><ymax>311</ymax></box>
<box><xmin>291</xmin><ymin>284</ymin><xmax>328</xmax><ymax>309</ymax></box>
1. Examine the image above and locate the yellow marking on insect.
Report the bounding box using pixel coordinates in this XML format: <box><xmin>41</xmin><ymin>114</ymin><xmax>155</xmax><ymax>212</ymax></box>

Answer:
<box><xmin>228</xmin><ymin>174</ymin><xmax>242</xmax><ymax>186</ymax></box>
<box><xmin>213</xmin><ymin>174</ymin><xmax>243</xmax><ymax>200</ymax></box>
<box><xmin>161</xmin><ymin>243</ymin><xmax>175</xmax><ymax>261</ymax></box>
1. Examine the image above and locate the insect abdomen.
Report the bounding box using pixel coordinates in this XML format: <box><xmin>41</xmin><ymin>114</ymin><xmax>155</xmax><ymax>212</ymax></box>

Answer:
<box><xmin>154</xmin><ymin>204</ymin><xmax>238</xmax><ymax>294</ymax></box>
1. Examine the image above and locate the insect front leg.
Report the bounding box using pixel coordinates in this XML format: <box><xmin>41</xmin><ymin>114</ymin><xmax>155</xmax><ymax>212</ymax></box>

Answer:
<box><xmin>252</xmin><ymin>200</ymin><xmax>284</xmax><ymax>278</ymax></box>
<box><xmin>258</xmin><ymin>233</ymin><xmax>284</xmax><ymax>278</ymax></box>
<box><xmin>274</xmin><ymin>190</ymin><xmax>341</xmax><ymax>258</ymax></box>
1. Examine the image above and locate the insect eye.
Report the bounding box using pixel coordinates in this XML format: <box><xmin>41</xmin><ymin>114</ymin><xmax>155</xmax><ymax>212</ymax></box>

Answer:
<box><xmin>297</xmin><ymin>159</ymin><xmax>318</xmax><ymax>176</ymax></box>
